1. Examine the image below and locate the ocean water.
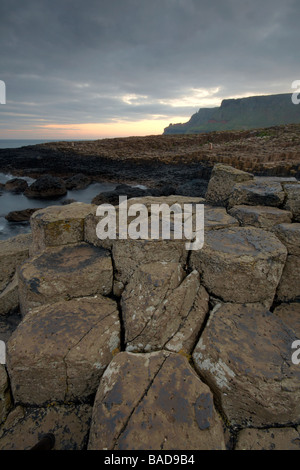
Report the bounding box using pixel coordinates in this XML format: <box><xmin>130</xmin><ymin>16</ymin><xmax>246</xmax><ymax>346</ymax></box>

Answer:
<box><xmin>0</xmin><ymin>172</ymin><xmax>118</xmax><ymax>240</ymax></box>
<box><xmin>0</xmin><ymin>139</ymin><xmax>57</xmax><ymax>149</ymax></box>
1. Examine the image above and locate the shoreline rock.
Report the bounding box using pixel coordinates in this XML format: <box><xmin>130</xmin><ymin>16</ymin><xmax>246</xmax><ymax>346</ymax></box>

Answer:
<box><xmin>24</xmin><ymin>175</ymin><xmax>67</xmax><ymax>199</ymax></box>
<box><xmin>0</xmin><ymin>162</ymin><xmax>299</xmax><ymax>450</ymax></box>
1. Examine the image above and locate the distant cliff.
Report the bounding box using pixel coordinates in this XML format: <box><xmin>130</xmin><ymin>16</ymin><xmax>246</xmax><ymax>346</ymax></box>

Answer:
<box><xmin>164</xmin><ymin>93</ymin><xmax>300</xmax><ymax>134</ymax></box>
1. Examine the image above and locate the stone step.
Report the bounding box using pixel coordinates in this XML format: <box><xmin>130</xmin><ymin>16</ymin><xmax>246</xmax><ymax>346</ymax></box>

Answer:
<box><xmin>88</xmin><ymin>351</ymin><xmax>226</xmax><ymax>450</ymax></box>
<box><xmin>228</xmin><ymin>205</ymin><xmax>292</xmax><ymax>230</ymax></box>
<box><xmin>192</xmin><ymin>303</ymin><xmax>300</xmax><ymax>428</ymax></box>
<box><xmin>18</xmin><ymin>242</ymin><xmax>113</xmax><ymax>315</ymax></box>
<box><xmin>121</xmin><ymin>263</ymin><xmax>209</xmax><ymax>354</ymax></box>
<box><xmin>7</xmin><ymin>296</ymin><xmax>120</xmax><ymax>405</ymax></box>
<box><xmin>30</xmin><ymin>202</ymin><xmax>95</xmax><ymax>254</ymax></box>
<box><xmin>190</xmin><ymin>226</ymin><xmax>287</xmax><ymax>308</ymax></box>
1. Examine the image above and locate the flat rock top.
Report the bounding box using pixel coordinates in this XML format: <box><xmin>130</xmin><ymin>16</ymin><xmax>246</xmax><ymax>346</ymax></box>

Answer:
<box><xmin>254</xmin><ymin>176</ymin><xmax>298</xmax><ymax>183</ymax></box>
<box><xmin>193</xmin><ymin>302</ymin><xmax>300</xmax><ymax>391</ymax></box>
<box><xmin>229</xmin><ymin>205</ymin><xmax>292</xmax><ymax>216</ymax></box>
<box><xmin>233</xmin><ymin>179</ymin><xmax>284</xmax><ymax>192</ymax></box>
<box><xmin>202</xmin><ymin>226</ymin><xmax>286</xmax><ymax>256</ymax></box>
<box><xmin>20</xmin><ymin>243</ymin><xmax>110</xmax><ymax>275</ymax></box>
<box><xmin>89</xmin><ymin>351</ymin><xmax>225</xmax><ymax>450</ymax></box>
<box><xmin>211</xmin><ymin>163</ymin><xmax>253</xmax><ymax>178</ymax></box>
<box><xmin>204</xmin><ymin>205</ymin><xmax>238</xmax><ymax>228</ymax></box>
<box><xmin>31</xmin><ymin>202</ymin><xmax>95</xmax><ymax>222</ymax></box>
<box><xmin>7</xmin><ymin>297</ymin><xmax>118</xmax><ymax>357</ymax></box>
<box><xmin>122</xmin><ymin>195</ymin><xmax>205</xmax><ymax>211</ymax></box>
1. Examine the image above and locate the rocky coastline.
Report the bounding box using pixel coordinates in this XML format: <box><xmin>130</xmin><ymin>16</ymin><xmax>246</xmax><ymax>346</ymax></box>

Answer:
<box><xmin>0</xmin><ymin>124</ymin><xmax>300</xmax><ymax>187</ymax></box>
<box><xmin>0</xmin><ymin>161</ymin><xmax>299</xmax><ymax>450</ymax></box>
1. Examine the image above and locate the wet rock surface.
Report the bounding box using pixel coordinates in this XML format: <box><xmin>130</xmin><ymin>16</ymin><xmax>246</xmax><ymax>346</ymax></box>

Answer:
<box><xmin>64</xmin><ymin>173</ymin><xmax>91</xmax><ymax>190</ymax></box>
<box><xmin>5</xmin><ymin>208</ymin><xmax>39</xmax><ymax>222</ymax></box>
<box><xmin>24</xmin><ymin>175</ymin><xmax>67</xmax><ymax>199</ymax></box>
<box><xmin>4</xmin><ymin>178</ymin><xmax>28</xmax><ymax>193</ymax></box>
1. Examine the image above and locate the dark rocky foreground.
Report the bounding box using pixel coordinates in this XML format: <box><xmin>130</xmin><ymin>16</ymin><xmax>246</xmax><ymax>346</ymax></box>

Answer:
<box><xmin>0</xmin><ymin>124</ymin><xmax>300</xmax><ymax>187</ymax></box>
<box><xmin>0</xmin><ymin>162</ymin><xmax>299</xmax><ymax>450</ymax></box>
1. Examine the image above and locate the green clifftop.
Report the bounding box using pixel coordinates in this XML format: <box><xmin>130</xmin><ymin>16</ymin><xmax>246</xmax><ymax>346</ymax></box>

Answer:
<box><xmin>164</xmin><ymin>93</ymin><xmax>300</xmax><ymax>134</ymax></box>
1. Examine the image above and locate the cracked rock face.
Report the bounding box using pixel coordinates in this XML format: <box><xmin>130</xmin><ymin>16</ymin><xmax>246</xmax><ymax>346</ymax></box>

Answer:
<box><xmin>192</xmin><ymin>303</ymin><xmax>300</xmax><ymax>428</ymax></box>
<box><xmin>121</xmin><ymin>262</ymin><xmax>209</xmax><ymax>353</ymax></box>
<box><xmin>228</xmin><ymin>179</ymin><xmax>286</xmax><ymax>208</ymax></box>
<box><xmin>18</xmin><ymin>242</ymin><xmax>113</xmax><ymax>315</ymax></box>
<box><xmin>228</xmin><ymin>205</ymin><xmax>292</xmax><ymax>230</ymax></box>
<box><xmin>88</xmin><ymin>351</ymin><xmax>226</xmax><ymax>450</ymax></box>
<box><xmin>6</xmin><ymin>297</ymin><xmax>120</xmax><ymax>405</ymax></box>
<box><xmin>112</xmin><ymin>239</ymin><xmax>188</xmax><ymax>286</ymax></box>
<box><xmin>190</xmin><ymin>226</ymin><xmax>287</xmax><ymax>307</ymax></box>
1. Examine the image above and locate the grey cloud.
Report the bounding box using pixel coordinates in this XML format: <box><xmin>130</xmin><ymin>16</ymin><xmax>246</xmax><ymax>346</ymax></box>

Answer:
<box><xmin>0</xmin><ymin>0</ymin><xmax>299</xmax><ymax>132</ymax></box>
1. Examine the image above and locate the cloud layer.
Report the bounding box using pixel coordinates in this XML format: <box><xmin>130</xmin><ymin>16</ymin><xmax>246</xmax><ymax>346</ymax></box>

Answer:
<box><xmin>0</xmin><ymin>0</ymin><xmax>299</xmax><ymax>137</ymax></box>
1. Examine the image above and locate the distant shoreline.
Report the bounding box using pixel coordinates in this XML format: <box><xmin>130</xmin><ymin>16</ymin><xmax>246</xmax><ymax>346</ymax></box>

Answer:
<box><xmin>0</xmin><ymin>124</ymin><xmax>300</xmax><ymax>184</ymax></box>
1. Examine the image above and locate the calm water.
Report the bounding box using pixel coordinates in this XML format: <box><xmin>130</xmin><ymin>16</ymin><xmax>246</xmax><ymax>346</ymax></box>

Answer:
<box><xmin>0</xmin><ymin>172</ymin><xmax>118</xmax><ymax>240</ymax></box>
<box><xmin>0</xmin><ymin>139</ymin><xmax>87</xmax><ymax>149</ymax></box>
<box><xmin>0</xmin><ymin>140</ymin><xmax>147</xmax><ymax>240</ymax></box>
<box><xmin>0</xmin><ymin>139</ymin><xmax>57</xmax><ymax>149</ymax></box>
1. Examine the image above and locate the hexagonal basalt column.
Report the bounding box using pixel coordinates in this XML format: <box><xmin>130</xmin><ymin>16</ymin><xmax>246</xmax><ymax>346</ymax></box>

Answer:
<box><xmin>88</xmin><ymin>351</ymin><xmax>226</xmax><ymax>450</ymax></box>
<box><xmin>18</xmin><ymin>242</ymin><xmax>113</xmax><ymax>315</ymax></box>
<box><xmin>6</xmin><ymin>296</ymin><xmax>120</xmax><ymax>405</ymax></box>
<box><xmin>30</xmin><ymin>203</ymin><xmax>95</xmax><ymax>254</ymax></box>
<box><xmin>192</xmin><ymin>303</ymin><xmax>300</xmax><ymax>428</ymax></box>
<box><xmin>190</xmin><ymin>226</ymin><xmax>287</xmax><ymax>307</ymax></box>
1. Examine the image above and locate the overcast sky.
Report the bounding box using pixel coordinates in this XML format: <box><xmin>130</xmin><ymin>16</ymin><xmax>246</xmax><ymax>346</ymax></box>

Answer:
<box><xmin>0</xmin><ymin>0</ymin><xmax>299</xmax><ymax>139</ymax></box>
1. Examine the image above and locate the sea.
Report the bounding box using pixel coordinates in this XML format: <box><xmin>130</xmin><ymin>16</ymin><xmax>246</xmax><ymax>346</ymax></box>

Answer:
<box><xmin>0</xmin><ymin>139</ymin><xmax>78</xmax><ymax>149</ymax></box>
<box><xmin>0</xmin><ymin>139</ymin><xmax>135</xmax><ymax>240</ymax></box>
